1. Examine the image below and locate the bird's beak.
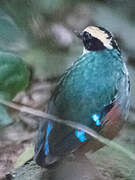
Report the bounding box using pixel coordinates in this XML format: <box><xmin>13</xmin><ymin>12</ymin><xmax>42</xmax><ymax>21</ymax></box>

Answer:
<box><xmin>74</xmin><ymin>30</ymin><xmax>83</xmax><ymax>40</ymax></box>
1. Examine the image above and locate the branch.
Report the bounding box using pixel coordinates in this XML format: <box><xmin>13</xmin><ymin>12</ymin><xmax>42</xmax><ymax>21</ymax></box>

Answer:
<box><xmin>0</xmin><ymin>98</ymin><xmax>135</xmax><ymax>161</ymax></box>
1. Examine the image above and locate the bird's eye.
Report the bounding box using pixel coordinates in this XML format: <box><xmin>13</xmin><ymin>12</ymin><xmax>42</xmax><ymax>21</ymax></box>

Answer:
<box><xmin>83</xmin><ymin>32</ymin><xmax>91</xmax><ymax>41</ymax></box>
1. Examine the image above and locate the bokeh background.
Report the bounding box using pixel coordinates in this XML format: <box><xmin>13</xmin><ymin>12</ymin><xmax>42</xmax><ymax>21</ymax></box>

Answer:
<box><xmin>0</xmin><ymin>0</ymin><xmax>135</xmax><ymax>179</ymax></box>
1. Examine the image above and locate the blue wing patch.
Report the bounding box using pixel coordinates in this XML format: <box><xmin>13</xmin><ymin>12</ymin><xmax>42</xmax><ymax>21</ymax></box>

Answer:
<box><xmin>75</xmin><ymin>130</ymin><xmax>86</xmax><ymax>142</ymax></box>
<box><xmin>44</xmin><ymin>123</ymin><xmax>53</xmax><ymax>155</ymax></box>
<box><xmin>91</xmin><ymin>114</ymin><xmax>101</xmax><ymax>126</ymax></box>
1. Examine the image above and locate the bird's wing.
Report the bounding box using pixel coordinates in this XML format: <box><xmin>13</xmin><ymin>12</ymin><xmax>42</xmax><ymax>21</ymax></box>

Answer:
<box><xmin>34</xmin><ymin>61</ymin><xmax>130</xmax><ymax>167</ymax></box>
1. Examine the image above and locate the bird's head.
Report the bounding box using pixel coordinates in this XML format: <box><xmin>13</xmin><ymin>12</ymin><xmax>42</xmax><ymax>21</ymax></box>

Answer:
<box><xmin>75</xmin><ymin>26</ymin><xmax>119</xmax><ymax>53</ymax></box>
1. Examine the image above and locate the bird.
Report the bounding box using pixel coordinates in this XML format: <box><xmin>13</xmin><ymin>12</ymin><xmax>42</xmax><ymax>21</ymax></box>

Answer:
<box><xmin>34</xmin><ymin>26</ymin><xmax>130</xmax><ymax>168</ymax></box>
<box><xmin>0</xmin><ymin>51</ymin><xmax>30</xmax><ymax>127</ymax></box>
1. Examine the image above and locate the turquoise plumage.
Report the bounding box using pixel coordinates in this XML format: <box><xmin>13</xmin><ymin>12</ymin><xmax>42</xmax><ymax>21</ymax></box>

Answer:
<box><xmin>35</xmin><ymin>26</ymin><xmax>130</xmax><ymax>167</ymax></box>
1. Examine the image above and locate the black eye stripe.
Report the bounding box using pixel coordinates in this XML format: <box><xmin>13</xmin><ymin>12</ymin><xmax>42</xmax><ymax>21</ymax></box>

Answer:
<box><xmin>83</xmin><ymin>32</ymin><xmax>91</xmax><ymax>40</ymax></box>
<box><xmin>82</xmin><ymin>32</ymin><xmax>105</xmax><ymax>51</ymax></box>
<box><xmin>82</xmin><ymin>27</ymin><xmax>120</xmax><ymax>52</ymax></box>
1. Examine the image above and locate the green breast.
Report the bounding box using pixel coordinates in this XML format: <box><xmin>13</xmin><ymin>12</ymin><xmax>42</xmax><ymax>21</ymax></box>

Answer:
<box><xmin>49</xmin><ymin>49</ymin><xmax>124</xmax><ymax>127</ymax></box>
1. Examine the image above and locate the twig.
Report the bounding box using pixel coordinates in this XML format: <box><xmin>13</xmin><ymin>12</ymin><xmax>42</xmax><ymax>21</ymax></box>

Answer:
<box><xmin>0</xmin><ymin>98</ymin><xmax>135</xmax><ymax>161</ymax></box>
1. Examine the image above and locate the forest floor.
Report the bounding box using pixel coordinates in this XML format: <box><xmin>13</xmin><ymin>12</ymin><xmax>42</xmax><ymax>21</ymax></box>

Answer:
<box><xmin>0</xmin><ymin>78</ymin><xmax>135</xmax><ymax>180</ymax></box>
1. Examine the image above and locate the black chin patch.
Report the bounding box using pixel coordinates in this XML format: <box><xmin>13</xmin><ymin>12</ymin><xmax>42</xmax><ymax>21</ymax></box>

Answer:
<box><xmin>83</xmin><ymin>32</ymin><xmax>106</xmax><ymax>51</ymax></box>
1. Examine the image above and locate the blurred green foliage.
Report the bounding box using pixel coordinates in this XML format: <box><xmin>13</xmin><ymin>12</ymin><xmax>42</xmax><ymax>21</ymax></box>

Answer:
<box><xmin>0</xmin><ymin>52</ymin><xmax>29</xmax><ymax>127</ymax></box>
<box><xmin>0</xmin><ymin>0</ymin><xmax>135</xmax><ymax>77</ymax></box>
<box><xmin>0</xmin><ymin>8</ymin><xmax>27</xmax><ymax>52</ymax></box>
<box><xmin>0</xmin><ymin>0</ymin><xmax>134</xmax><ymax>179</ymax></box>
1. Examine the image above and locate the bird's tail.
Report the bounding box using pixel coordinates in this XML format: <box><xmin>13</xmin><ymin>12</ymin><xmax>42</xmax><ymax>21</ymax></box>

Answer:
<box><xmin>34</xmin><ymin>119</ymin><xmax>59</xmax><ymax>168</ymax></box>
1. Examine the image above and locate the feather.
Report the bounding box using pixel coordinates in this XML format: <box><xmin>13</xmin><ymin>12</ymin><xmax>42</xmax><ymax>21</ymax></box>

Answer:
<box><xmin>35</xmin><ymin>48</ymin><xmax>129</xmax><ymax>168</ymax></box>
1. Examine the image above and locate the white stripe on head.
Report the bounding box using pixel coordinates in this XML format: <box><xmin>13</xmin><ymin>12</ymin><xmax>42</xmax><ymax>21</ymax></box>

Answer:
<box><xmin>83</xmin><ymin>26</ymin><xmax>113</xmax><ymax>50</ymax></box>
